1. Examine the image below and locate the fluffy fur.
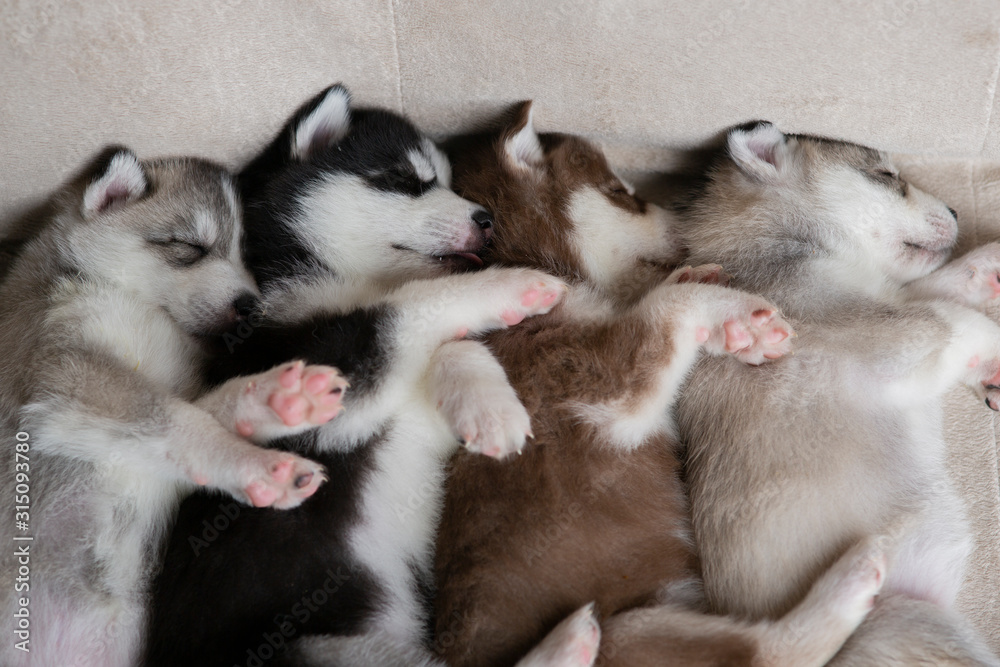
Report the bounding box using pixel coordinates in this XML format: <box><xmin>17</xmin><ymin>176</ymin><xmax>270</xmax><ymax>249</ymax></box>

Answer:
<box><xmin>677</xmin><ymin>121</ymin><xmax>1000</xmax><ymax>665</ymax></box>
<box><xmin>0</xmin><ymin>149</ymin><xmax>335</xmax><ymax>667</ymax></box>
<box><xmin>147</xmin><ymin>87</ymin><xmax>595</xmax><ymax>667</ymax></box>
<box><xmin>433</xmin><ymin>105</ymin><xmax>887</xmax><ymax>667</ymax></box>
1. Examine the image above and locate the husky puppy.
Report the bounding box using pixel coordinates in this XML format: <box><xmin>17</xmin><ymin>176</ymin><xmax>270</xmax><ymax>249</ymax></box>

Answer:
<box><xmin>148</xmin><ymin>87</ymin><xmax>594</xmax><ymax>667</ymax></box>
<box><xmin>432</xmin><ymin>104</ymin><xmax>887</xmax><ymax>667</ymax></box>
<box><xmin>678</xmin><ymin>122</ymin><xmax>1000</xmax><ymax>665</ymax></box>
<box><xmin>0</xmin><ymin>149</ymin><xmax>342</xmax><ymax>667</ymax></box>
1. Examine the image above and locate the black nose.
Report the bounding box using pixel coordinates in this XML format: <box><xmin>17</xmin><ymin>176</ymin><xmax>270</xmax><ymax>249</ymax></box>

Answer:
<box><xmin>947</xmin><ymin>206</ymin><xmax>958</xmax><ymax>221</ymax></box>
<box><xmin>233</xmin><ymin>293</ymin><xmax>260</xmax><ymax>319</ymax></box>
<box><xmin>472</xmin><ymin>209</ymin><xmax>493</xmax><ymax>231</ymax></box>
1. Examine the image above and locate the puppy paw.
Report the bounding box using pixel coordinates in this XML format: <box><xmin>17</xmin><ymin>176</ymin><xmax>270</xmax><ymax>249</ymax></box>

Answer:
<box><xmin>828</xmin><ymin>536</ymin><xmax>887</xmax><ymax>625</ymax></box>
<box><xmin>666</xmin><ymin>264</ymin><xmax>731</xmax><ymax>287</ymax></box>
<box><xmin>446</xmin><ymin>383</ymin><xmax>533</xmax><ymax>459</ymax></box>
<box><xmin>242</xmin><ymin>450</ymin><xmax>327</xmax><ymax>509</ymax></box>
<box><xmin>234</xmin><ymin>361</ymin><xmax>348</xmax><ymax>438</ymax></box>
<box><xmin>518</xmin><ymin>603</ymin><xmax>601</xmax><ymax>667</ymax></box>
<box><xmin>497</xmin><ymin>270</ymin><xmax>568</xmax><ymax>327</ymax></box>
<box><xmin>962</xmin><ymin>356</ymin><xmax>1000</xmax><ymax>411</ymax></box>
<box><xmin>699</xmin><ymin>300</ymin><xmax>794</xmax><ymax>365</ymax></box>
<box><xmin>953</xmin><ymin>242</ymin><xmax>1000</xmax><ymax>305</ymax></box>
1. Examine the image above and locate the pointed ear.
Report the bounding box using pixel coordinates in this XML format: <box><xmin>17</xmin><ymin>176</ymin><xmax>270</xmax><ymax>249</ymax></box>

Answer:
<box><xmin>82</xmin><ymin>148</ymin><xmax>148</xmax><ymax>215</ymax></box>
<box><xmin>290</xmin><ymin>84</ymin><xmax>352</xmax><ymax>161</ymax></box>
<box><xmin>503</xmin><ymin>101</ymin><xmax>544</xmax><ymax>170</ymax></box>
<box><xmin>727</xmin><ymin>121</ymin><xmax>790</xmax><ymax>181</ymax></box>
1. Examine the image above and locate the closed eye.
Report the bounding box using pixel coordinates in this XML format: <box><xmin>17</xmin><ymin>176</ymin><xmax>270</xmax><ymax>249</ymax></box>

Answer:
<box><xmin>149</xmin><ymin>238</ymin><xmax>209</xmax><ymax>266</ymax></box>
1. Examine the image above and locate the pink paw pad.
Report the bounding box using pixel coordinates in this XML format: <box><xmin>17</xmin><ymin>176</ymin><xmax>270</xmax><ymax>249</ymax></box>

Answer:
<box><xmin>983</xmin><ymin>365</ymin><xmax>1000</xmax><ymax>411</ymax></box>
<box><xmin>502</xmin><ymin>309</ymin><xmax>526</xmax><ymax>326</ymax></box>
<box><xmin>245</xmin><ymin>480</ymin><xmax>279</xmax><ymax>508</ymax></box>
<box><xmin>263</xmin><ymin>362</ymin><xmax>348</xmax><ymax>428</ymax></box>
<box><xmin>718</xmin><ymin>306</ymin><xmax>794</xmax><ymax>364</ymax></box>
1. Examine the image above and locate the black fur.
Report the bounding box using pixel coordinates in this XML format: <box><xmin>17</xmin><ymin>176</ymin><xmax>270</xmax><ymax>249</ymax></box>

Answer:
<box><xmin>147</xmin><ymin>86</ymin><xmax>447</xmax><ymax>667</ymax></box>
<box><xmin>240</xmin><ymin>85</ymin><xmax>438</xmax><ymax>290</ymax></box>
<box><xmin>146</xmin><ymin>309</ymin><xmax>399</xmax><ymax>667</ymax></box>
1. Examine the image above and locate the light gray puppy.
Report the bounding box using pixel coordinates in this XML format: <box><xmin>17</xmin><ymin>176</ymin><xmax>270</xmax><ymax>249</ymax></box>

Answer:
<box><xmin>0</xmin><ymin>149</ymin><xmax>344</xmax><ymax>667</ymax></box>
<box><xmin>678</xmin><ymin>122</ymin><xmax>1000</xmax><ymax>665</ymax></box>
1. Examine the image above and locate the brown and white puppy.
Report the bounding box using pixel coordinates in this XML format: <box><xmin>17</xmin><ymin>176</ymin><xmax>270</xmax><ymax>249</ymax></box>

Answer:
<box><xmin>432</xmin><ymin>105</ymin><xmax>886</xmax><ymax>667</ymax></box>
<box><xmin>678</xmin><ymin>122</ymin><xmax>1000</xmax><ymax>665</ymax></box>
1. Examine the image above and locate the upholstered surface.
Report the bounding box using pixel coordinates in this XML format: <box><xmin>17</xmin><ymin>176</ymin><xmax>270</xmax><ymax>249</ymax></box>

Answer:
<box><xmin>1</xmin><ymin>0</ymin><xmax>998</xmax><ymax>649</ymax></box>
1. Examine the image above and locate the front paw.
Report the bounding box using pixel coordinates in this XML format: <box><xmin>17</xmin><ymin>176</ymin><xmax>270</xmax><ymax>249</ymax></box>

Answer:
<box><xmin>241</xmin><ymin>450</ymin><xmax>327</xmax><ymax>509</ymax></box>
<box><xmin>699</xmin><ymin>298</ymin><xmax>794</xmax><ymax>365</ymax></box>
<box><xmin>234</xmin><ymin>361</ymin><xmax>348</xmax><ymax>439</ymax></box>
<box><xmin>442</xmin><ymin>381</ymin><xmax>533</xmax><ymax>459</ymax></box>
<box><xmin>496</xmin><ymin>269</ymin><xmax>568</xmax><ymax>327</ymax></box>
<box><xmin>955</xmin><ymin>242</ymin><xmax>1000</xmax><ymax>305</ymax></box>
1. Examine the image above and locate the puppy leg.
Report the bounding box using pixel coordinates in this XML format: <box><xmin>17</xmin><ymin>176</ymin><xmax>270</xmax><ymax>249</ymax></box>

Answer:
<box><xmin>905</xmin><ymin>241</ymin><xmax>1000</xmax><ymax>307</ymax></box>
<box><xmin>597</xmin><ymin>537</ymin><xmax>884</xmax><ymax>667</ymax></box>
<box><xmin>24</xmin><ymin>354</ymin><xmax>326</xmax><ymax>509</ymax></box>
<box><xmin>638</xmin><ymin>281</ymin><xmax>795</xmax><ymax>366</ymax></box>
<box><xmin>428</xmin><ymin>340</ymin><xmax>532</xmax><ymax>459</ymax></box>
<box><xmin>828</xmin><ymin>595</ymin><xmax>1000</xmax><ymax>667</ymax></box>
<box><xmin>385</xmin><ymin>267</ymin><xmax>567</xmax><ymax>351</ymax></box>
<box><xmin>755</xmin><ymin>535</ymin><xmax>886</xmax><ymax>666</ymax></box>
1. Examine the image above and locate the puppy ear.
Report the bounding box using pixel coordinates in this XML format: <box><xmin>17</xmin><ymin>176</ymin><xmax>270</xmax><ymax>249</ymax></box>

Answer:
<box><xmin>727</xmin><ymin>121</ymin><xmax>790</xmax><ymax>181</ymax></box>
<box><xmin>503</xmin><ymin>101</ymin><xmax>544</xmax><ymax>170</ymax></box>
<box><xmin>82</xmin><ymin>148</ymin><xmax>148</xmax><ymax>215</ymax></box>
<box><xmin>291</xmin><ymin>84</ymin><xmax>352</xmax><ymax>161</ymax></box>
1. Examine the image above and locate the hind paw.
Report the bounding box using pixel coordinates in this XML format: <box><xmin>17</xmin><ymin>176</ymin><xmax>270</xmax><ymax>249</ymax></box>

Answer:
<box><xmin>828</xmin><ymin>536</ymin><xmax>887</xmax><ymax>624</ymax></box>
<box><xmin>242</xmin><ymin>451</ymin><xmax>327</xmax><ymax>509</ymax></box>
<box><xmin>234</xmin><ymin>361</ymin><xmax>348</xmax><ymax>439</ymax></box>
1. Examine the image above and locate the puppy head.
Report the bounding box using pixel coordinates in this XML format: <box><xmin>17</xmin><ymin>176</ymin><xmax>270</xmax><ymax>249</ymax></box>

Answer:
<box><xmin>688</xmin><ymin>122</ymin><xmax>957</xmax><ymax>286</ymax></box>
<box><xmin>447</xmin><ymin>102</ymin><xmax>684</xmax><ymax>300</ymax></box>
<box><xmin>242</xmin><ymin>85</ymin><xmax>493</xmax><ymax>290</ymax></box>
<box><xmin>69</xmin><ymin>148</ymin><xmax>258</xmax><ymax>337</ymax></box>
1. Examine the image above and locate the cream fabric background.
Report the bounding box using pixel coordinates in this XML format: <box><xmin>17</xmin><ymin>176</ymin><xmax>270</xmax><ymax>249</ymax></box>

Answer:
<box><xmin>1</xmin><ymin>0</ymin><xmax>998</xmax><ymax>648</ymax></box>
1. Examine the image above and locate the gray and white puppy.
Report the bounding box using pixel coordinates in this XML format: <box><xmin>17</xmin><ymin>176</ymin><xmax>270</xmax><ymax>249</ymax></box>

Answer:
<box><xmin>678</xmin><ymin>122</ymin><xmax>1000</xmax><ymax>665</ymax></box>
<box><xmin>0</xmin><ymin>150</ymin><xmax>342</xmax><ymax>667</ymax></box>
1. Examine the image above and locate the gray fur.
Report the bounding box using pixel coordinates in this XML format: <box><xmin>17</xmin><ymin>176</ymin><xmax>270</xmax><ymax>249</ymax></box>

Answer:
<box><xmin>677</xmin><ymin>122</ymin><xmax>1000</xmax><ymax>665</ymax></box>
<box><xmin>0</xmin><ymin>150</ymin><xmax>325</xmax><ymax>667</ymax></box>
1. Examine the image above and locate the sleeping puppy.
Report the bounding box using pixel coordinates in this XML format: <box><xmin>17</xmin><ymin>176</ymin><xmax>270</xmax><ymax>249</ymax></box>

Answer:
<box><xmin>432</xmin><ymin>104</ymin><xmax>886</xmax><ymax>667</ymax></box>
<box><xmin>148</xmin><ymin>87</ymin><xmax>595</xmax><ymax>667</ymax></box>
<box><xmin>678</xmin><ymin>122</ymin><xmax>1000</xmax><ymax>665</ymax></box>
<box><xmin>0</xmin><ymin>149</ymin><xmax>338</xmax><ymax>667</ymax></box>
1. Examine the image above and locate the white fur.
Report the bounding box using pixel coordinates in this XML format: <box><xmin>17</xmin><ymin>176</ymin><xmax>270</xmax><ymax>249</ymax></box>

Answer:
<box><xmin>82</xmin><ymin>151</ymin><xmax>146</xmax><ymax>214</ymax></box>
<box><xmin>567</xmin><ymin>186</ymin><xmax>677</xmax><ymax>295</ymax></box>
<box><xmin>727</xmin><ymin>122</ymin><xmax>790</xmax><ymax>182</ymax></box>
<box><xmin>296</xmin><ymin>174</ymin><xmax>485</xmax><ymax>287</ymax></box>
<box><xmin>293</xmin><ymin>86</ymin><xmax>351</xmax><ymax>161</ymax></box>
<box><xmin>504</xmin><ymin>106</ymin><xmax>545</xmax><ymax>169</ymax></box>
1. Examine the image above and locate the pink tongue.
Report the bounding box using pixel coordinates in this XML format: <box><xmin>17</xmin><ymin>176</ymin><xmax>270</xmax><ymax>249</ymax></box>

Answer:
<box><xmin>456</xmin><ymin>252</ymin><xmax>484</xmax><ymax>266</ymax></box>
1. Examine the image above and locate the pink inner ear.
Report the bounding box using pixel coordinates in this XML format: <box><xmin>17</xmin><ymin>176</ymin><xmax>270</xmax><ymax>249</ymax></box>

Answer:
<box><xmin>99</xmin><ymin>180</ymin><xmax>131</xmax><ymax>212</ymax></box>
<box><xmin>748</xmin><ymin>139</ymin><xmax>778</xmax><ymax>167</ymax></box>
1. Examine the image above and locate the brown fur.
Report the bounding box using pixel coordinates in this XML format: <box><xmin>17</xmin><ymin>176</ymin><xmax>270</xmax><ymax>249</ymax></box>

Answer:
<box><xmin>433</xmin><ymin>106</ymin><xmax>884</xmax><ymax>667</ymax></box>
<box><xmin>436</xmin><ymin>311</ymin><xmax>701</xmax><ymax>666</ymax></box>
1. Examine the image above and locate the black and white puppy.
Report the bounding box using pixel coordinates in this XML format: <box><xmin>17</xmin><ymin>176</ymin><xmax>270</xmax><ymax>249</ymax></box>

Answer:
<box><xmin>147</xmin><ymin>87</ymin><xmax>593</xmax><ymax>667</ymax></box>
